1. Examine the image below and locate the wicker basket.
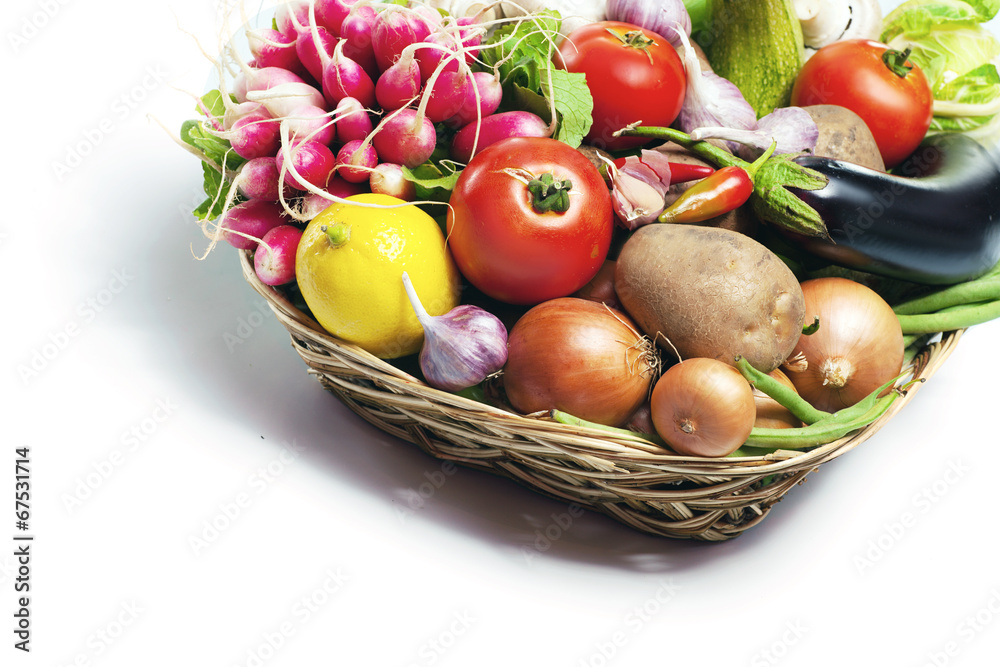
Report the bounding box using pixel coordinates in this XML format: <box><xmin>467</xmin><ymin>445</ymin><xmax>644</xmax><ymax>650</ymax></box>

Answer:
<box><xmin>239</xmin><ymin>250</ymin><xmax>963</xmax><ymax>541</ymax></box>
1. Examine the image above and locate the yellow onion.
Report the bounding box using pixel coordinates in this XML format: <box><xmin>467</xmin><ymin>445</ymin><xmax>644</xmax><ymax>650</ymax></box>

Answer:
<box><xmin>788</xmin><ymin>277</ymin><xmax>904</xmax><ymax>412</ymax></box>
<box><xmin>502</xmin><ymin>297</ymin><xmax>658</xmax><ymax>426</ymax></box>
<box><xmin>649</xmin><ymin>358</ymin><xmax>756</xmax><ymax>457</ymax></box>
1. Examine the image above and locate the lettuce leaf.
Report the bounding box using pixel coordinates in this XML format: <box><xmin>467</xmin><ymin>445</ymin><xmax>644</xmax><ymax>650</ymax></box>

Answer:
<box><xmin>881</xmin><ymin>0</ymin><xmax>1000</xmax><ymax>142</ymax></box>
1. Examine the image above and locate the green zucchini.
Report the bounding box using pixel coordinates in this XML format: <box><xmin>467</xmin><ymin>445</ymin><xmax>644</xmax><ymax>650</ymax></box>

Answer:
<box><xmin>698</xmin><ymin>0</ymin><xmax>805</xmax><ymax>117</ymax></box>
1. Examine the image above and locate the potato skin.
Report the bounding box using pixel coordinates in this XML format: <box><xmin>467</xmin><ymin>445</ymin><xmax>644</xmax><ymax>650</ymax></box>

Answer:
<box><xmin>614</xmin><ymin>224</ymin><xmax>805</xmax><ymax>373</ymax></box>
<box><xmin>803</xmin><ymin>105</ymin><xmax>885</xmax><ymax>171</ymax></box>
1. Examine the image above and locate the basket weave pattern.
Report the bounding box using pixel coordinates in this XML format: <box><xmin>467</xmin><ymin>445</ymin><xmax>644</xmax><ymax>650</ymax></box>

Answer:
<box><xmin>241</xmin><ymin>251</ymin><xmax>962</xmax><ymax>541</ymax></box>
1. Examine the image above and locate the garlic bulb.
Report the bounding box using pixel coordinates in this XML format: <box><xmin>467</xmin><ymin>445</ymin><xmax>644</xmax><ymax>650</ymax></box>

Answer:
<box><xmin>401</xmin><ymin>272</ymin><xmax>508</xmax><ymax>392</ymax></box>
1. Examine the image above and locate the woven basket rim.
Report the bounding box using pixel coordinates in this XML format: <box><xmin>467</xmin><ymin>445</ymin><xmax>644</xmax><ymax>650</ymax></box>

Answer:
<box><xmin>238</xmin><ymin>249</ymin><xmax>964</xmax><ymax>475</ymax></box>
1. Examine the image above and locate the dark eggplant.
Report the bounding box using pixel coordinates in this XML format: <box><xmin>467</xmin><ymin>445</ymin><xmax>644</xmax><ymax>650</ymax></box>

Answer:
<box><xmin>786</xmin><ymin>133</ymin><xmax>1000</xmax><ymax>285</ymax></box>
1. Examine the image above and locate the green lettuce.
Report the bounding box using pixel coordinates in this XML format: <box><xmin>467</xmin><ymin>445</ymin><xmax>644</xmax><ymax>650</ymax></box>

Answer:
<box><xmin>881</xmin><ymin>0</ymin><xmax>1000</xmax><ymax>143</ymax></box>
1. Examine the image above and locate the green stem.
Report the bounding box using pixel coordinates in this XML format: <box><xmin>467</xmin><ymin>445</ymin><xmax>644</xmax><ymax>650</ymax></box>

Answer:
<box><xmin>322</xmin><ymin>223</ymin><xmax>350</xmax><ymax>247</ymax></box>
<box><xmin>734</xmin><ymin>356</ymin><xmax>830</xmax><ymax>425</ymax></box>
<box><xmin>893</xmin><ymin>279</ymin><xmax>1000</xmax><ymax>315</ymax></box>
<box><xmin>618</xmin><ymin>125</ymin><xmax>747</xmax><ymax>170</ymax></box>
<box><xmin>897</xmin><ymin>299</ymin><xmax>1000</xmax><ymax>334</ymax></box>
<box><xmin>745</xmin><ymin>140</ymin><xmax>777</xmax><ymax>181</ymax></box>
<box><xmin>527</xmin><ymin>172</ymin><xmax>573</xmax><ymax>213</ymax></box>
<box><xmin>882</xmin><ymin>46</ymin><xmax>914</xmax><ymax>78</ymax></box>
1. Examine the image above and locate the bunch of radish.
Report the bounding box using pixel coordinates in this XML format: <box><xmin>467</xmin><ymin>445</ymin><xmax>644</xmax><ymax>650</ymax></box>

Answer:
<box><xmin>197</xmin><ymin>0</ymin><xmax>555</xmax><ymax>287</ymax></box>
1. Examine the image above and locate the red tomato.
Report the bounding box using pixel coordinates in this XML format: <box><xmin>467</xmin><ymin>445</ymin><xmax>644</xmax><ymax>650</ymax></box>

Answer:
<box><xmin>446</xmin><ymin>137</ymin><xmax>614</xmax><ymax>306</ymax></box>
<box><xmin>791</xmin><ymin>39</ymin><xmax>934</xmax><ymax>168</ymax></box>
<box><xmin>555</xmin><ymin>21</ymin><xmax>687</xmax><ymax>152</ymax></box>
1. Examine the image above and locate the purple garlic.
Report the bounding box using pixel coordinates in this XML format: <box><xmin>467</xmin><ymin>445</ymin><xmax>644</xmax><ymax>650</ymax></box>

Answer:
<box><xmin>401</xmin><ymin>272</ymin><xmax>508</xmax><ymax>392</ymax></box>
<box><xmin>606</xmin><ymin>0</ymin><xmax>691</xmax><ymax>48</ymax></box>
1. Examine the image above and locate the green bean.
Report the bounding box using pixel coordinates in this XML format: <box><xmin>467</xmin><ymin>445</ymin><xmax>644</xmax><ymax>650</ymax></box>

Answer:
<box><xmin>893</xmin><ymin>279</ymin><xmax>1000</xmax><ymax>315</ymax></box>
<box><xmin>897</xmin><ymin>299</ymin><xmax>1000</xmax><ymax>334</ymax></box>
<box><xmin>550</xmin><ymin>411</ymin><xmax>775</xmax><ymax>459</ymax></box>
<box><xmin>743</xmin><ymin>374</ymin><xmax>919</xmax><ymax>450</ymax></box>
<box><xmin>549</xmin><ymin>410</ymin><xmax>668</xmax><ymax>448</ymax></box>
<box><xmin>734</xmin><ymin>356</ymin><xmax>830</xmax><ymax>425</ymax></box>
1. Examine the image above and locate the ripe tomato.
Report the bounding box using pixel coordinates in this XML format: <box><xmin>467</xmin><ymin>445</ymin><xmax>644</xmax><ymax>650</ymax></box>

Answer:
<box><xmin>555</xmin><ymin>21</ymin><xmax>686</xmax><ymax>152</ymax></box>
<box><xmin>446</xmin><ymin>137</ymin><xmax>614</xmax><ymax>306</ymax></box>
<box><xmin>791</xmin><ymin>39</ymin><xmax>934</xmax><ymax>168</ymax></box>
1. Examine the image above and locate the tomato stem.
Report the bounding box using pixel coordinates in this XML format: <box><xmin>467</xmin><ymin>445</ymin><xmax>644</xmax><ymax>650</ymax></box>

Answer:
<box><xmin>606</xmin><ymin>28</ymin><xmax>656</xmax><ymax>65</ymax></box>
<box><xmin>882</xmin><ymin>46</ymin><xmax>914</xmax><ymax>78</ymax></box>
<box><xmin>527</xmin><ymin>172</ymin><xmax>573</xmax><ymax>213</ymax></box>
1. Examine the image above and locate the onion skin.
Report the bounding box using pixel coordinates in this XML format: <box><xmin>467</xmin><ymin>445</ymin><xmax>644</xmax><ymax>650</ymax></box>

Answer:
<box><xmin>753</xmin><ymin>368</ymin><xmax>802</xmax><ymax>430</ymax></box>
<box><xmin>649</xmin><ymin>358</ymin><xmax>756</xmax><ymax>457</ymax></box>
<box><xmin>789</xmin><ymin>278</ymin><xmax>904</xmax><ymax>412</ymax></box>
<box><xmin>502</xmin><ymin>298</ymin><xmax>657</xmax><ymax>427</ymax></box>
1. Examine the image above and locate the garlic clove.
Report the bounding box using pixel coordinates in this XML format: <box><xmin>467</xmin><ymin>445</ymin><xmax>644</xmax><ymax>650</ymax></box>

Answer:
<box><xmin>401</xmin><ymin>272</ymin><xmax>508</xmax><ymax>392</ymax></box>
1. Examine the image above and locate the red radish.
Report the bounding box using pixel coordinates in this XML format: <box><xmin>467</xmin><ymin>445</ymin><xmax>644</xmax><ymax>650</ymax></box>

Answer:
<box><xmin>322</xmin><ymin>40</ymin><xmax>376</xmax><ymax>109</ymax></box>
<box><xmin>315</xmin><ymin>0</ymin><xmax>354</xmax><ymax>35</ymax></box>
<box><xmin>274</xmin><ymin>0</ymin><xmax>313</xmax><ymax>39</ymax></box>
<box><xmin>245</xmin><ymin>81</ymin><xmax>327</xmax><ymax>119</ymax></box>
<box><xmin>370</xmin><ymin>163</ymin><xmax>416</xmax><ymax>200</ymax></box>
<box><xmin>229</xmin><ymin>112</ymin><xmax>280</xmax><ymax>160</ymax></box>
<box><xmin>455</xmin><ymin>16</ymin><xmax>484</xmax><ymax>61</ymax></box>
<box><xmin>285</xmin><ymin>104</ymin><xmax>336</xmax><ymax>146</ymax></box>
<box><xmin>372</xmin><ymin>108</ymin><xmax>437</xmax><ymax>168</ymax></box>
<box><xmin>340</xmin><ymin>5</ymin><xmax>379</xmax><ymax>77</ymax></box>
<box><xmin>232</xmin><ymin>66</ymin><xmax>306</xmax><ymax>103</ymax></box>
<box><xmin>238</xmin><ymin>157</ymin><xmax>285</xmax><ymax>200</ymax></box>
<box><xmin>299</xmin><ymin>177</ymin><xmax>367</xmax><ymax>218</ymax></box>
<box><xmin>276</xmin><ymin>139</ymin><xmax>336</xmax><ymax>191</ymax></box>
<box><xmin>335</xmin><ymin>140</ymin><xmax>378</xmax><ymax>183</ymax></box>
<box><xmin>416</xmin><ymin>31</ymin><xmax>464</xmax><ymax>82</ymax></box>
<box><xmin>295</xmin><ymin>24</ymin><xmax>337</xmax><ymax>83</ymax></box>
<box><xmin>423</xmin><ymin>70</ymin><xmax>477</xmax><ymax>123</ymax></box>
<box><xmin>375</xmin><ymin>48</ymin><xmax>422</xmax><ymax>111</ymax></box>
<box><xmin>219</xmin><ymin>199</ymin><xmax>286</xmax><ymax>250</ymax></box>
<box><xmin>450</xmin><ymin>111</ymin><xmax>550</xmax><ymax>163</ymax></box>
<box><xmin>334</xmin><ymin>96</ymin><xmax>373</xmax><ymax>143</ymax></box>
<box><xmin>446</xmin><ymin>71</ymin><xmax>502</xmax><ymax>128</ymax></box>
<box><xmin>246</xmin><ymin>29</ymin><xmax>306</xmax><ymax>76</ymax></box>
<box><xmin>254</xmin><ymin>225</ymin><xmax>303</xmax><ymax>286</ymax></box>
<box><xmin>371</xmin><ymin>7</ymin><xmax>436</xmax><ymax>72</ymax></box>
<box><xmin>222</xmin><ymin>100</ymin><xmax>264</xmax><ymax>130</ymax></box>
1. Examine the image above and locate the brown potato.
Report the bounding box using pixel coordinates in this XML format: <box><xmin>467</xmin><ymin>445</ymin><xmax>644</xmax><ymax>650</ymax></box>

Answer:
<box><xmin>803</xmin><ymin>105</ymin><xmax>885</xmax><ymax>171</ymax></box>
<box><xmin>615</xmin><ymin>224</ymin><xmax>806</xmax><ymax>373</ymax></box>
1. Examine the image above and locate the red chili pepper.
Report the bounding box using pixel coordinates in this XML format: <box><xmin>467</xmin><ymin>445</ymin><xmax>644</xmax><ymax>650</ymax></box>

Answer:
<box><xmin>657</xmin><ymin>139</ymin><xmax>778</xmax><ymax>223</ymax></box>
<box><xmin>612</xmin><ymin>158</ymin><xmax>715</xmax><ymax>184</ymax></box>
<box><xmin>657</xmin><ymin>166</ymin><xmax>753</xmax><ymax>223</ymax></box>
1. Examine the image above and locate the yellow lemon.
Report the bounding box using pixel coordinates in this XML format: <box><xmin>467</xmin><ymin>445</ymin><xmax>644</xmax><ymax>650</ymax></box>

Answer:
<box><xmin>295</xmin><ymin>193</ymin><xmax>460</xmax><ymax>359</ymax></box>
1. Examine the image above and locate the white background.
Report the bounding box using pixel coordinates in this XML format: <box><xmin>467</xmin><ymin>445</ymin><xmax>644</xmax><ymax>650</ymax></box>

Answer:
<box><xmin>4</xmin><ymin>1</ymin><xmax>1000</xmax><ymax>665</ymax></box>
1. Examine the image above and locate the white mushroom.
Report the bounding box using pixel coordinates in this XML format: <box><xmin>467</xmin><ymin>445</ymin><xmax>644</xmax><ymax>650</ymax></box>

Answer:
<box><xmin>794</xmin><ymin>0</ymin><xmax>883</xmax><ymax>59</ymax></box>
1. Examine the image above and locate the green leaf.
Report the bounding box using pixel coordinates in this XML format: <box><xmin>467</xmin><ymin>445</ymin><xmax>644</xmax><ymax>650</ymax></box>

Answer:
<box><xmin>197</xmin><ymin>89</ymin><xmax>228</xmax><ymax>119</ymax></box>
<box><xmin>180</xmin><ymin>119</ymin><xmax>246</xmax><ymax>171</ymax></box>
<box><xmin>937</xmin><ymin>62</ymin><xmax>1000</xmax><ymax>104</ymax></box>
<box><xmin>508</xmin><ymin>84</ymin><xmax>553</xmax><ymax>122</ymax></box>
<box><xmin>401</xmin><ymin>162</ymin><xmax>463</xmax><ymax>201</ymax></box>
<box><xmin>479</xmin><ymin>10</ymin><xmax>562</xmax><ymax>93</ymax></box>
<box><xmin>194</xmin><ymin>161</ymin><xmax>240</xmax><ymax>221</ymax></box>
<box><xmin>540</xmin><ymin>69</ymin><xmax>593</xmax><ymax>148</ymax></box>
